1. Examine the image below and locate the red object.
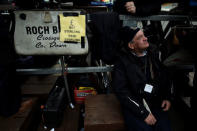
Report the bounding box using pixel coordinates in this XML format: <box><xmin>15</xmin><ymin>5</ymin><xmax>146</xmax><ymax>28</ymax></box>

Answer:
<box><xmin>74</xmin><ymin>88</ymin><xmax>95</xmax><ymax>104</ymax></box>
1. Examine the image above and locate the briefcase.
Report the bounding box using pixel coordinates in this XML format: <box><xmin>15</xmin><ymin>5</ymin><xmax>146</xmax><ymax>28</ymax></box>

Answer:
<box><xmin>42</xmin><ymin>76</ymin><xmax>67</xmax><ymax>128</ymax></box>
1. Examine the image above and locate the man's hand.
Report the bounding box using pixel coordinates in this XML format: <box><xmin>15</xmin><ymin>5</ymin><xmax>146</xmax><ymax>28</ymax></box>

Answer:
<box><xmin>125</xmin><ymin>1</ymin><xmax>136</xmax><ymax>14</ymax></box>
<box><xmin>161</xmin><ymin>100</ymin><xmax>171</xmax><ymax>111</ymax></box>
<box><xmin>144</xmin><ymin>113</ymin><xmax>157</xmax><ymax>125</ymax></box>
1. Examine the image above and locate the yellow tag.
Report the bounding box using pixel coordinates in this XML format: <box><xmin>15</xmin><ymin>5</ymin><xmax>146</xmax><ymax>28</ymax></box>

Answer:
<box><xmin>104</xmin><ymin>0</ymin><xmax>110</xmax><ymax>2</ymax></box>
<box><xmin>79</xmin><ymin>87</ymin><xmax>94</xmax><ymax>90</ymax></box>
<box><xmin>59</xmin><ymin>14</ymin><xmax>86</xmax><ymax>43</ymax></box>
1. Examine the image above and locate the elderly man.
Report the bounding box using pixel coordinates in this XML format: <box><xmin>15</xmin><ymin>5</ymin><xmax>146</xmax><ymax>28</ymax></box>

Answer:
<box><xmin>112</xmin><ymin>26</ymin><xmax>172</xmax><ymax>131</ymax></box>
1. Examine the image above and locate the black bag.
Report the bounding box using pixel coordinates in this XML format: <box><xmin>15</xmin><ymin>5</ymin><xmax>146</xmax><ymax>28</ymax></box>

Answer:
<box><xmin>42</xmin><ymin>76</ymin><xmax>67</xmax><ymax>128</ymax></box>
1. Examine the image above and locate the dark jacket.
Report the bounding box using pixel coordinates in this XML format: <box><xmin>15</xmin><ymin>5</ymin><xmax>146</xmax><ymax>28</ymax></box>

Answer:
<box><xmin>90</xmin><ymin>12</ymin><xmax>121</xmax><ymax>64</ymax></box>
<box><xmin>0</xmin><ymin>14</ymin><xmax>21</xmax><ymax>117</ymax></box>
<box><xmin>112</xmin><ymin>46</ymin><xmax>171</xmax><ymax>120</ymax></box>
<box><xmin>113</xmin><ymin>0</ymin><xmax>161</xmax><ymax>16</ymax></box>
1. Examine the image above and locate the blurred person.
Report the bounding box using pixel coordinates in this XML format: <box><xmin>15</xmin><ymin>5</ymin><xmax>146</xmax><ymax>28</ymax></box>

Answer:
<box><xmin>113</xmin><ymin>0</ymin><xmax>161</xmax><ymax>16</ymax></box>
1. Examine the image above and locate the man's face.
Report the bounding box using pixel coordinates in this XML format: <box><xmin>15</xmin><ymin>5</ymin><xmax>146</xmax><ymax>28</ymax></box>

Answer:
<box><xmin>129</xmin><ymin>30</ymin><xmax>149</xmax><ymax>52</ymax></box>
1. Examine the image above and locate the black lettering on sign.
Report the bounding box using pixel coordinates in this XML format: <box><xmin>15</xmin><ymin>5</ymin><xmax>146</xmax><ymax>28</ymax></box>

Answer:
<box><xmin>25</xmin><ymin>26</ymin><xmax>50</xmax><ymax>35</ymax></box>
<box><xmin>53</xmin><ymin>26</ymin><xmax>58</xmax><ymax>34</ymax></box>
<box><xmin>38</xmin><ymin>26</ymin><xmax>43</xmax><ymax>34</ymax></box>
<box><xmin>37</xmin><ymin>34</ymin><xmax>43</xmax><ymax>40</ymax></box>
<box><xmin>64</xmin><ymin>30</ymin><xmax>80</xmax><ymax>33</ymax></box>
<box><xmin>65</xmin><ymin>38</ymin><xmax>80</xmax><ymax>42</ymax></box>
<box><xmin>44</xmin><ymin>26</ymin><xmax>50</xmax><ymax>34</ymax></box>
<box><xmin>68</xmin><ymin>34</ymin><xmax>76</xmax><ymax>38</ymax></box>
<box><xmin>26</xmin><ymin>27</ymin><xmax>31</xmax><ymax>34</ymax></box>
<box><xmin>37</xmin><ymin>34</ymin><xmax>59</xmax><ymax>41</ymax></box>
<box><xmin>50</xmin><ymin>41</ymin><xmax>67</xmax><ymax>48</ymax></box>
<box><xmin>32</xmin><ymin>26</ymin><xmax>37</xmax><ymax>34</ymax></box>
<box><xmin>35</xmin><ymin>42</ymin><xmax>45</xmax><ymax>48</ymax></box>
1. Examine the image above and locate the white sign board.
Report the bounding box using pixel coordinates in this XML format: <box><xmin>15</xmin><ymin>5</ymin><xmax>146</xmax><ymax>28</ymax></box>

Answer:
<box><xmin>14</xmin><ymin>10</ymin><xmax>88</xmax><ymax>55</ymax></box>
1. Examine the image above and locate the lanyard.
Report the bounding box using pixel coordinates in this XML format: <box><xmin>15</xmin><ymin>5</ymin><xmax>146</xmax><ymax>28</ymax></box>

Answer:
<box><xmin>144</xmin><ymin>56</ymin><xmax>154</xmax><ymax>80</ymax></box>
<box><xmin>144</xmin><ymin>56</ymin><xmax>147</xmax><ymax>75</ymax></box>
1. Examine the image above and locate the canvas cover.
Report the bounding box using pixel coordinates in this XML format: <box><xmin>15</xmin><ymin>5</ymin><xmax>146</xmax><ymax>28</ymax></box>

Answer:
<box><xmin>14</xmin><ymin>10</ymin><xmax>88</xmax><ymax>55</ymax></box>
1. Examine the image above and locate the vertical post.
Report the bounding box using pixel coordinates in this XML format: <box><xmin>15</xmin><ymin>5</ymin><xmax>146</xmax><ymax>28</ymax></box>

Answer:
<box><xmin>60</xmin><ymin>56</ymin><xmax>74</xmax><ymax>109</ymax></box>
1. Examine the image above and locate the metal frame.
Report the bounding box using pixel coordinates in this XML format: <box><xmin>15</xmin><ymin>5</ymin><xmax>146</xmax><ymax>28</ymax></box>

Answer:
<box><xmin>16</xmin><ymin>66</ymin><xmax>114</xmax><ymax>75</ymax></box>
<box><xmin>119</xmin><ymin>14</ymin><xmax>197</xmax><ymax>21</ymax></box>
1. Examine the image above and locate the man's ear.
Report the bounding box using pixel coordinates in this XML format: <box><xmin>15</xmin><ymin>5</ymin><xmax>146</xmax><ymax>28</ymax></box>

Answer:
<box><xmin>128</xmin><ymin>43</ymin><xmax>134</xmax><ymax>49</ymax></box>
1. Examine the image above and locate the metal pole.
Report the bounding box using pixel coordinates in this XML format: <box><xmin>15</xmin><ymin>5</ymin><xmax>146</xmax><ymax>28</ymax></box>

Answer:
<box><xmin>60</xmin><ymin>56</ymin><xmax>74</xmax><ymax>109</ymax></box>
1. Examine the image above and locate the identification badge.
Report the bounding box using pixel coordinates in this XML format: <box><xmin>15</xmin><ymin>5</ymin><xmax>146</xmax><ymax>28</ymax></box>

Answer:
<box><xmin>144</xmin><ymin>84</ymin><xmax>153</xmax><ymax>93</ymax></box>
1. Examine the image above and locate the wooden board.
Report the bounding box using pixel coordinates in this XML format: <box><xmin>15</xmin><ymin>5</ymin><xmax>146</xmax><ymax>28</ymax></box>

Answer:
<box><xmin>0</xmin><ymin>97</ymin><xmax>40</xmax><ymax>131</ymax></box>
<box><xmin>20</xmin><ymin>75</ymin><xmax>57</xmax><ymax>95</ymax></box>
<box><xmin>84</xmin><ymin>94</ymin><xmax>126</xmax><ymax>131</ymax></box>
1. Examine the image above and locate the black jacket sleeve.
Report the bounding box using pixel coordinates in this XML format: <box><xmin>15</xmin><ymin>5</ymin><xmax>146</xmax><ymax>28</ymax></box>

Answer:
<box><xmin>113</xmin><ymin>0</ymin><xmax>161</xmax><ymax>16</ymax></box>
<box><xmin>159</xmin><ymin>62</ymin><xmax>172</xmax><ymax>101</ymax></box>
<box><xmin>112</xmin><ymin>60</ymin><xmax>150</xmax><ymax>120</ymax></box>
<box><xmin>150</xmin><ymin>49</ymin><xmax>172</xmax><ymax>101</ymax></box>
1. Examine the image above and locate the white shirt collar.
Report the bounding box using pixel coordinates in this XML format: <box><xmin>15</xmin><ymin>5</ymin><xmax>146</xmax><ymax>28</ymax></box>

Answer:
<box><xmin>131</xmin><ymin>50</ymin><xmax>147</xmax><ymax>57</ymax></box>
